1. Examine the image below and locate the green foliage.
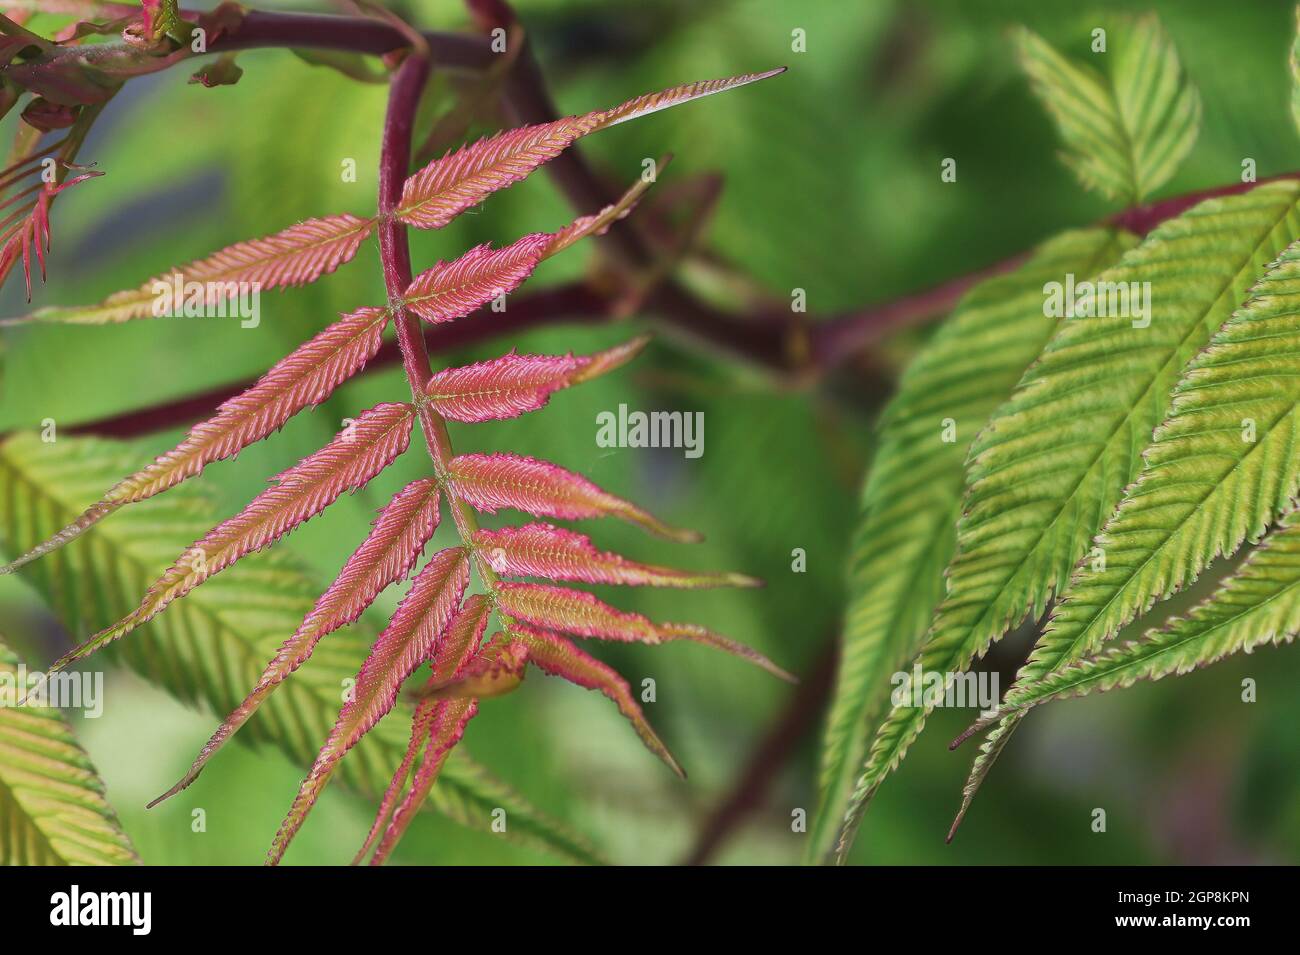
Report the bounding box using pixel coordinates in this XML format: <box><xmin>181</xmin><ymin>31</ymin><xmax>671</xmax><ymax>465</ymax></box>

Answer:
<box><xmin>807</xmin><ymin>226</ymin><xmax>1135</xmax><ymax>863</ymax></box>
<box><xmin>1022</xmin><ymin>237</ymin><xmax>1300</xmax><ymax>687</ymax></box>
<box><xmin>0</xmin><ymin>433</ymin><xmax>605</xmax><ymax>865</ymax></box>
<box><xmin>1014</xmin><ymin>14</ymin><xmax>1200</xmax><ymax>203</ymax></box>
<box><xmin>821</xmin><ymin>7</ymin><xmax>1300</xmax><ymax>863</ymax></box>
<box><xmin>982</xmin><ymin>508</ymin><xmax>1300</xmax><ymax>721</ymax></box>
<box><xmin>0</xmin><ymin>634</ymin><xmax>138</xmax><ymax>865</ymax></box>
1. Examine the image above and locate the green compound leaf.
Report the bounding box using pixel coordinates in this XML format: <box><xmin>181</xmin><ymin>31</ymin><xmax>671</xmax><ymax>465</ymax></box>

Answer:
<box><xmin>970</xmin><ymin>509</ymin><xmax>1300</xmax><ymax>726</ymax></box>
<box><xmin>832</xmin><ymin>179</ymin><xmax>1300</xmax><ymax>862</ymax></box>
<box><xmin>1015</xmin><ymin>14</ymin><xmax>1200</xmax><ymax>204</ymax></box>
<box><xmin>809</xmin><ymin>227</ymin><xmax>1134</xmax><ymax>863</ymax></box>
<box><xmin>0</xmin><ymin>634</ymin><xmax>139</xmax><ymax>865</ymax></box>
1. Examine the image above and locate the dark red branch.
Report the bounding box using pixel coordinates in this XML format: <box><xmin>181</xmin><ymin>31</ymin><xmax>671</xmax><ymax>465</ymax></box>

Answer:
<box><xmin>66</xmin><ymin>282</ymin><xmax>608</xmax><ymax>439</ymax></box>
<box><xmin>1108</xmin><ymin>172</ymin><xmax>1300</xmax><ymax>236</ymax></box>
<box><xmin>44</xmin><ymin>5</ymin><xmax>1300</xmax><ymax>440</ymax></box>
<box><xmin>681</xmin><ymin>637</ymin><xmax>839</xmax><ymax>866</ymax></box>
<box><xmin>213</xmin><ymin>9</ymin><xmax>494</xmax><ymax>69</ymax></box>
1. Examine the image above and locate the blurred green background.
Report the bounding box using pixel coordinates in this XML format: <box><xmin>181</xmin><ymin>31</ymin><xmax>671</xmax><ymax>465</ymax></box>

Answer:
<box><xmin>0</xmin><ymin>0</ymin><xmax>1297</xmax><ymax>865</ymax></box>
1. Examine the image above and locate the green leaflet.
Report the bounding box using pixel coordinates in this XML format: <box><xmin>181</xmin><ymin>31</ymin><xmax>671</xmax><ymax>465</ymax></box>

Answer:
<box><xmin>807</xmin><ymin>227</ymin><xmax>1135</xmax><ymax>864</ymax></box>
<box><xmin>0</xmin><ymin>433</ymin><xmax>606</xmax><ymax>866</ymax></box>
<box><xmin>0</xmin><ymin>635</ymin><xmax>139</xmax><ymax>865</ymax></box>
<box><xmin>1022</xmin><ymin>238</ymin><xmax>1300</xmax><ymax>688</ymax></box>
<box><xmin>947</xmin><ymin>238</ymin><xmax>1300</xmax><ymax>827</ymax></box>
<box><xmin>975</xmin><ymin>509</ymin><xmax>1300</xmax><ymax>723</ymax></box>
<box><xmin>833</xmin><ymin>179</ymin><xmax>1300</xmax><ymax>863</ymax></box>
<box><xmin>1015</xmin><ymin>14</ymin><xmax>1200</xmax><ymax>204</ymax></box>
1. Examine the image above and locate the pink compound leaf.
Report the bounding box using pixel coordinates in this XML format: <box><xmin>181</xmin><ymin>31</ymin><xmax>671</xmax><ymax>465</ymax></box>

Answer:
<box><xmin>448</xmin><ymin>451</ymin><xmax>699</xmax><ymax>543</ymax></box>
<box><xmin>358</xmin><ymin>594</ymin><xmax>492</xmax><ymax>866</ymax></box>
<box><xmin>423</xmin><ymin>336</ymin><xmax>649</xmax><ymax>423</ymax></box>
<box><xmin>497</xmin><ymin>582</ymin><xmax>793</xmax><ymax>682</ymax></box>
<box><xmin>151</xmin><ymin>478</ymin><xmax>442</xmax><ymax>809</ymax></box>
<box><xmin>268</xmin><ymin>546</ymin><xmax>470</xmax><ymax>865</ymax></box>
<box><xmin>0</xmin><ymin>306</ymin><xmax>391</xmax><ymax>577</ymax></box>
<box><xmin>35</xmin><ymin>403</ymin><xmax>415</xmax><ymax>682</ymax></box>
<box><xmin>394</xmin><ymin>68</ymin><xmax>783</xmax><ymax>230</ymax></box>
<box><xmin>400</xmin><ymin>170</ymin><xmax>653</xmax><ymax>324</ymax></box>
<box><xmin>21</xmin><ymin>213</ymin><xmax>378</xmax><ymax>324</ymax></box>
<box><xmin>474</xmin><ymin>523</ymin><xmax>760</xmax><ymax>589</ymax></box>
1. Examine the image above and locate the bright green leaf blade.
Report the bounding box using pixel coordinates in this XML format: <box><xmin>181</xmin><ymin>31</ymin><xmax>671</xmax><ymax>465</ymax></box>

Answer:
<box><xmin>1022</xmin><ymin>237</ymin><xmax>1300</xmax><ymax>689</ymax></box>
<box><xmin>949</xmin><ymin>245</ymin><xmax>1300</xmax><ymax>826</ymax></box>
<box><xmin>0</xmin><ymin>433</ymin><xmax>606</xmax><ymax>866</ymax></box>
<box><xmin>833</xmin><ymin>179</ymin><xmax>1300</xmax><ymax>862</ymax></box>
<box><xmin>807</xmin><ymin>226</ymin><xmax>1135</xmax><ymax>864</ymax></box>
<box><xmin>0</xmin><ymin>635</ymin><xmax>140</xmax><ymax>865</ymax></box>
<box><xmin>1016</xmin><ymin>14</ymin><xmax>1200</xmax><ymax>203</ymax></box>
<box><xmin>979</xmin><ymin>508</ymin><xmax>1300</xmax><ymax>723</ymax></box>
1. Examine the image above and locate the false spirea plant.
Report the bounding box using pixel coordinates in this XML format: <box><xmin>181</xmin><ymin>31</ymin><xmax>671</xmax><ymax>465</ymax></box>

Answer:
<box><xmin>0</xmin><ymin>4</ymin><xmax>788</xmax><ymax>865</ymax></box>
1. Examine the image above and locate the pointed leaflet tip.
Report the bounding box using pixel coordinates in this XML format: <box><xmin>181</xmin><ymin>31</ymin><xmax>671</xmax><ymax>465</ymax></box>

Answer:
<box><xmin>395</xmin><ymin>67</ymin><xmax>777</xmax><ymax>231</ymax></box>
<box><xmin>540</xmin><ymin>158</ymin><xmax>667</xmax><ymax>258</ymax></box>
<box><xmin>508</xmin><ymin>626</ymin><xmax>686</xmax><ymax>778</ymax></box>
<box><xmin>401</xmin><ymin>168</ymin><xmax>657</xmax><ymax>325</ymax></box>
<box><xmin>496</xmin><ymin>582</ymin><xmax>789</xmax><ymax>680</ymax></box>
<box><xmin>0</xmin><ymin>500</ymin><xmax>120</xmax><ymax>576</ymax></box>
<box><xmin>50</xmin><ymin>403</ymin><xmax>415</xmax><ymax>675</ymax></box>
<box><xmin>448</xmin><ymin>451</ymin><xmax>699</xmax><ymax>542</ymax></box>
<box><xmin>363</xmin><ymin>597</ymin><xmax>493</xmax><ymax>865</ymax></box>
<box><xmin>151</xmin><ymin>479</ymin><xmax>442</xmax><ymax>809</ymax></box>
<box><xmin>591</xmin><ymin>68</ymin><xmax>787</xmax><ymax>131</ymax></box>
<box><xmin>267</xmin><ymin>548</ymin><xmax>469</xmax><ymax>865</ymax></box>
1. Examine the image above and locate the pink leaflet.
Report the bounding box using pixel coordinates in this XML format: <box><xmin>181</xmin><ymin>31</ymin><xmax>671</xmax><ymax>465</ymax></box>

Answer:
<box><xmin>152</xmin><ymin>478</ymin><xmax>442</xmax><ymax>809</ymax></box>
<box><xmin>497</xmin><ymin>582</ymin><xmax>793</xmax><ymax>681</ymax></box>
<box><xmin>474</xmin><ymin>523</ymin><xmax>758</xmax><ymax>589</ymax></box>
<box><xmin>423</xmin><ymin>336</ymin><xmax>647</xmax><ymax>423</ymax></box>
<box><xmin>269</xmin><ymin>547</ymin><xmax>470</xmax><ymax>865</ymax></box>
<box><xmin>448</xmin><ymin>451</ymin><xmax>698</xmax><ymax>542</ymax></box>
<box><xmin>44</xmin><ymin>402</ymin><xmax>415</xmax><ymax>675</ymax></box>
<box><xmin>0</xmin><ymin>307</ymin><xmax>390</xmax><ymax>576</ymax></box>
<box><xmin>394</xmin><ymin>68</ymin><xmax>785</xmax><ymax>231</ymax></box>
